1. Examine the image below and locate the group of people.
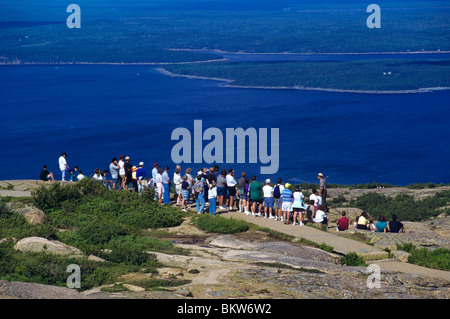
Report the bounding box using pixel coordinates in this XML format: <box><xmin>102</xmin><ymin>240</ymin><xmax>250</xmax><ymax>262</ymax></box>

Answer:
<box><xmin>41</xmin><ymin>153</ymin><xmax>331</xmax><ymax>225</ymax></box>
<box><xmin>41</xmin><ymin>153</ymin><xmax>404</xmax><ymax>232</ymax></box>
<box><xmin>336</xmin><ymin>211</ymin><xmax>405</xmax><ymax>233</ymax></box>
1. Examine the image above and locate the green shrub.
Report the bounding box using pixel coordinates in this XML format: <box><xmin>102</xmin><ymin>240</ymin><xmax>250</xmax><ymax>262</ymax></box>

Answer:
<box><xmin>0</xmin><ymin>242</ymin><xmax>113</xmax><ymax>290</ymax></box>
<box><xmin>192</xmin><ymin>214</ymin><xmax>249</xmax><ymax>234</ymax></box>
<box><xmin>77</xmin><ymin>221</ymin><xmax>128</xmax><ymax>246</ymax></box>
<box><xmin>34</xmin><ymin>179</ymin><xmax>183</xmax><ymax>231</ymax></box>
<box><xmin>102</xmin><ymin>246</ymin><xmax>156</xmax><ymax>266</ymax></box>
<box><xmin>0</xmin><ymin>207</ymin><xmax>57</xmax><ymax>240</ymax></box>
<box><xmin>340</xmin><ymin>252</ymin><xmax>366</xmax><ymax>266</ymax></box>
<box><xmin>319</xmin><ymin>243</ymin><xmax>334</xmax><ymax>253</ymax></box>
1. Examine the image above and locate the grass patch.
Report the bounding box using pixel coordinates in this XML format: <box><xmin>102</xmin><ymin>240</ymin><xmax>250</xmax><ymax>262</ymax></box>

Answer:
<box><xmin>192</xmin><ymin>214</ymin><xmax>249</xmax><ymax>234</ymax></box>
<box><xmin>127</xmin><ymin>278</ymin><xmax>192</xmax><ymax>291</ymax></box>
<box><xmin>397</xmin><ymin>244</ymin><xmax>450</xmax><ymax>271</ymax></box>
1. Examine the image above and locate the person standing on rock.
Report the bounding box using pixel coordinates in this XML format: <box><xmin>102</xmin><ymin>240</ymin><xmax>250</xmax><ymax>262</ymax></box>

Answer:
<box><xmin>281</xmin><ymin>183</ymin><xmax>293</xmax><ymax>224</ymax></box>
<box><xmin>58</xmin><ymin>152</ymin><xmax>69</xmax><ymax>181</ymax></box>
<box><xmin>263</xmin><ymin>179</ymin><xmax>274</xmax><ymax>219</ymax></box>
<box><xmin>249</xmin><ymin>176</ymin><xmax>263</xmax><ymax>217</ymax></box>
<box><xmin>273</xmin><ymin>178</ymin><xmax>285</xmax><ymax>221</ymax></box>
<box><xmin>124</xmin><ymin>156</ymin><xmax>133</xmax><ymax>190</ymax></box>
<box><xmin>318</xmin><ymin>173</ymin><xmax>328</xmax><ymax>209</ymax></box>
<box><xmin>162</xmin><ymin>166</ymin><xmax>171</xmax><ymax>205</ymax></box>
<box><xmin>109</xmin><ymin>157</ymin><xmax>120</xmax><ymax>190</ymax></box>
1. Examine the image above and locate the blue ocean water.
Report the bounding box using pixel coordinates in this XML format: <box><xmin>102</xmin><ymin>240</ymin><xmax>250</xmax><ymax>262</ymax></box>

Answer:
<box><xmin>0</xmin><ymin>63</ymin><xmax>449</xmax><ymax>185</ymax></box>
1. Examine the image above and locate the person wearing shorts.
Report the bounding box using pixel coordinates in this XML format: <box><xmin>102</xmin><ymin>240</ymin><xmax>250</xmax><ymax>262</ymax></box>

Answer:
<box><xmin>281</xmin><ymin>183</ymin><xmax>293</xmax><ymax>224</ymax></box>
<box><xmin>226</xmin><ymin>169</ymin><xmax>237</xmax><ymax>211</ymax></box>
<box><xmin>216</xmin><ymin>169</ymin><xmax>227</xmax><ymax>209</ymax></box>
<box><xmin>273</xmin><ymin>178</ymin><xmax>284</xmax><ymax>221</ymax></box>
<box><xmin>248</xmin><ymin>176</ymin><xmax>263</xmax><ymax>216</ymax></box>
<box><xmin>181</xmin><ymin>175</ymin><xmax>190</xmax><ymax>211</ymax></box>
<box><xmin>262</xmin><ymin>179</ymin><xmax>274</xmax><ymax>218</ymax></box>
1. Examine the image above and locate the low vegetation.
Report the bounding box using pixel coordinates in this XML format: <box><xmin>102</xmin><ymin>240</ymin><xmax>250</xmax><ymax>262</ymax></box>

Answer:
<box><xmin>192</xmin><ymin>214</ymin><xmax>249</xmax><ymax>234</ymax></box>
<box><xmin>164</xmin><ymin>59</ymin><xmax>450</xmax><ymax>92</ymax></box>
<box><xmin>397</xmin><ymin>243</ymin><xmax>450</xmax><ymax>271</ymax></box>
<box><xmin>0</xmin><ymin>179</ymin><xmax>188</xmax><ymax>291</ymax></box>
<box><xmin>350</xmin><ymin>190</ymin><xmax>450</xmax><ymax>222</ymax></box>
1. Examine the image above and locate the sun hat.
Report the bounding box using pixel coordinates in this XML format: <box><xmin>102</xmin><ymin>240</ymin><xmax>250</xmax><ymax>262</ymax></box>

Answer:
<box><xmin>318</xmin><ymin>173</ymin><xmax>323</xmax><ymax>177</ymax></box>
<box><xmin>285</xmin><ymin>183</ymin><xmax>291</xmax><ymax>189</ymax></box>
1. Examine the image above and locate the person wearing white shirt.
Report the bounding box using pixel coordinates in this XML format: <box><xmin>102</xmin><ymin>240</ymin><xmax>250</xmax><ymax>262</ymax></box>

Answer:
<box><xmin>58</xmin><ymin>152</ymin><xmax>69</xmax><ymax>181</ymax></box>
<box><xmin>262</xmin><ymin>179</ymin><xmax>274</xmax><ymax>219</ymax></box>
<box><xmin>119</xmin><ymin>155</ymin><xmax>125</xmax><ymax>189</ymax></box>
<box><xmin>208</xmin><ymin>182</ymin><xmax>218</xmax><ymax>216</ymax></box>
<box><xmin>77</xmin><ymin>171</ymin><xmax>85</xmax><ymax>181</ymax></box>
<box><xmin>226</xmin><ymin>169</ymin><xmax>237</xmax><ymax>211</ymax></box>
<box><xmin>155</xmin><ymin>168</ymin><xmax>164</xmax><ymax>203</ymax></box>
<box><xmin>173</xmin><ymin>167</ymin><xmax>182</xmax><ymax>206</ymax></box>
<box><xmin>310</xmin><ymin>188</ymin><xmax>320</xmax><ymax>212</ymax></box>
<box><xmin>292</xmin><ymin>186</ymin><xmax>305</xmax><ymax>226</ymax></box>
<box><xmin>313</xmin><ymin>205</ymin><xmax>328</xmax><ymax>229</ymax></box>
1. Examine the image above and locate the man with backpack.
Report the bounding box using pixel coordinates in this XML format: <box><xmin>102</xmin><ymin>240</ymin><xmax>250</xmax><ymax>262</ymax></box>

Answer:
<box><xmin>194</xmin><ymin>171</ymin><xmax>206</xmax><ymax>214</ymax></box>
<box><xmin>273</xmin><ymin>178</ymin><xmax>285</xmax><ymax>221</ymax></box>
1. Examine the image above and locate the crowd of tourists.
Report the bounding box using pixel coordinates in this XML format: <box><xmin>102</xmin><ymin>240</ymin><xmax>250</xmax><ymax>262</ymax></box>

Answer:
<box><xmin>39</xmin><ymin>152</ymin><xmax>404</xmax><ymax>232</ymax></box>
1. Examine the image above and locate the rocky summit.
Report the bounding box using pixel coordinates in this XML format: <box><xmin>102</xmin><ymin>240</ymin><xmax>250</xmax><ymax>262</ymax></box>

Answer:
<box><xmin>0</xmin><ymin>180</ymin><xmax>449</xmax><ymax>299</ymax></box>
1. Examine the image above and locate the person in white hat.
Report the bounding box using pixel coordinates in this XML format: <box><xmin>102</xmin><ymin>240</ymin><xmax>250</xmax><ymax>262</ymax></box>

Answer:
<box><xmin>262</xmin><ymin>179</ymin><xmax>274</xmax><ymax>219</ymax></box>
<box><xmin>136</xmin><ymin>162</ymin><xmax>147</xmax><ymax>194</ymax></box>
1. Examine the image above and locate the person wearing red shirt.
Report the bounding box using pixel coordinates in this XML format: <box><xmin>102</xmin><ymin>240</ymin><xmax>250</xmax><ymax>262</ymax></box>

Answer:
<box><xmin>336</xmin><ymin>211</ymin><xmax>349</xmax><ymax>231</ymax></box>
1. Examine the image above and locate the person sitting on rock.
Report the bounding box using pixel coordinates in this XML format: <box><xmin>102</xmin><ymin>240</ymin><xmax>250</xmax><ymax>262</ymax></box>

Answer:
<box><xmin>313</xmin><ymin>205</ymin><xmax>328</xmax><ymax>229</ymax></box>
<box><xmin>376</xmin><ymin>215</ymin><xmax>388</xmax><ymax>233</ymax></box>
<box><xmin>389</xmin><ymin>214</ymin><xmax>405</xmax><ymax>233</ymax></box>
<box><xmin>39</xmin><ymin>165</ymin><xmax>54</xmax><ymax>182</ymax></box>
<box><xmin>356</xmin><ymin>211</ymin><xmax>374</xmax><ymax>231</ymax></box>
<box><xmin>336</xmin><ymin>211</ymin><xmax>349</xmax><ymax>231</ymax></box>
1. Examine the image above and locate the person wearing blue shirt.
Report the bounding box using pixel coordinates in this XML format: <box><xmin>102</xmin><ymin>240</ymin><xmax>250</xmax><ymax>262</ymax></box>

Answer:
<box><xmin>281</xmin><ymin>183</ymin><xmax>293</xmax><ymax>224</ymax></box>
<box><xmin>136</xmin><ymin>162</ymin><xmax>147</xmax><ymax>194</ymax></box>
<box><xmin>162</xmin><ymin>166</ymin><xmax>171</xmax><ymax>204</ymax></box>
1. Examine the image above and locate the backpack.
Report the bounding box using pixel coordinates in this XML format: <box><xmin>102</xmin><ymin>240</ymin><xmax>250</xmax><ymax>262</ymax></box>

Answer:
<box><xmin>273</xmin><ymin>184</ymin><xmax>281</xmax><ymax>198</ymax></box>
<box><xmin>194</xmin><ymin>180</ymin><xmax>204</xmax><ymax>193</ymax></box>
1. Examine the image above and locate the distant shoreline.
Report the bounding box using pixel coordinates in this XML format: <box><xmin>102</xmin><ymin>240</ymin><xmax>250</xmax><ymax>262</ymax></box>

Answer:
<box><xmin>0</xmin><ymin>58</ymin><xmax>228</xmax><ymax>66</ymax></box>
<box><xmin>167</xmin><ymin>48</ymin><xmax>450</xmax><ymax>56</ymax></box>
<box><xmin>156</xmin><ymin>67</ymin><xmax>450</xmax><ymax>95</ymax></box>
